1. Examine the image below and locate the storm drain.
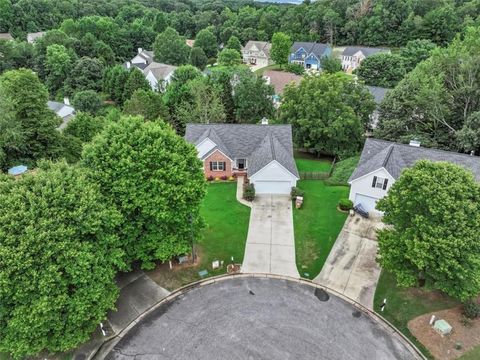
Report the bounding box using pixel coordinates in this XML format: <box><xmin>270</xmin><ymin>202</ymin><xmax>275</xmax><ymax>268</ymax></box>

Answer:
<box><xmin>314</xmin><ymin>288</ymin><xmax>330</xmax><ymax>302</ymax></box>
<box><xmin>352</xmin><ymin>310</ymin><xmax>362</xmax><ymax>318</ymax></box>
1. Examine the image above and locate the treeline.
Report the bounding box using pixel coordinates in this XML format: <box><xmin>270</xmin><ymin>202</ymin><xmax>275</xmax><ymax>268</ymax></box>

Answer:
<box><xmin>1</xmin><ymin>0</ymin><xmax>480</xmax><ymax>51</ymax></box>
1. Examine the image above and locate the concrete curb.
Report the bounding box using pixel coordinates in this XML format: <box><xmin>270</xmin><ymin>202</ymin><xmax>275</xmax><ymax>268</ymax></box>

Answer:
<box><xmin>92</xmin><ymin>273</ymin><xmax>426</xmax><ymax>360</ymax></box>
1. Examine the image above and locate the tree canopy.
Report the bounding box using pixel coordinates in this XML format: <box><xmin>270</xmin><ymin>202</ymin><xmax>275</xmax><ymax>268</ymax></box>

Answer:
<box><xmin>153</xmin><ymin>27</ymin><xmax>190</xmax><ymax>66</ymax></box>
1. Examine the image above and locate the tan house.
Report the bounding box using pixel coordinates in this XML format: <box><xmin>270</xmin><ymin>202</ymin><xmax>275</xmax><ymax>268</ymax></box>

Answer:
<box><xmin>241</xmin><ymin>41</ymin><xmax>272</xmax><ymax>68</ymax></box>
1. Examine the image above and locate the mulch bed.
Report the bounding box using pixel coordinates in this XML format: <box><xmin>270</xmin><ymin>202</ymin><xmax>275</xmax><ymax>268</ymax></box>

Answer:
<box><xmin>408</xmin><ymin>307</ymin><xmax>480</xmax><ymax>360</ymax></box>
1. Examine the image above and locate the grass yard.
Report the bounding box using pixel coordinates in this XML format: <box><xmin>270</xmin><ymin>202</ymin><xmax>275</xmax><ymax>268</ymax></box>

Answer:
<box><xmin>374</xmin><ymin>271</ymin><xmax>460</xmax><ymax>359</ymax></box>
<box><xmin>459</xmin><ymin>346</ymin><xmax>480</xmax><ymax>359</ymax></box>
<box><xmin>293</xmin><ymin>180</ymin><xmax>349</xmax><ymax>278</ymax></box>
<box><xmin>253</xmin><ymin>64</ymin><xmax>281</xmax><ymax>75</ymax></box>
<box><xmin>294</xmin><ymin>150</ymin><xmax>333</xmax><ymax>173</ymax></box>
<box><xmin>148</xmin><ymin>182</ymin><xmax>250</xmax><ymax>290</ymax></box>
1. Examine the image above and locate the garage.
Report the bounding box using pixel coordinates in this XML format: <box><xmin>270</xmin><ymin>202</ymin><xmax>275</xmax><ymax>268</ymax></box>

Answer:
<box><xmin>253</xmin><ymin>180</ymin><xmax>293</xmax><ymax>195</ymax></box>
<box><xmin>354</xmin><ymin>194</ymin><xmax>380</xmax><ymax>213</ymax></box>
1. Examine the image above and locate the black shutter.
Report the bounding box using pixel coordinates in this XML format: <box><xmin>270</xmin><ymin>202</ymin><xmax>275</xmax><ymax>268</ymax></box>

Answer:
<box><xmin>210</xmin><ymin>162</ymin><xmax>213</xmax><ymax>171</ymax></box>
<box><xmin>223</xmin><ymin>162</ymin><xmax>226</xmax><ymax>171</ymax></box>
<box><xmin>372</xmin><ymin>176</ymin><xmax>377</xmax><ymax>188</ymax></box>
<box><xmin>383</xmin><ymin>179</ymin><xmax>388</xmax><ymax>190</ymax></box>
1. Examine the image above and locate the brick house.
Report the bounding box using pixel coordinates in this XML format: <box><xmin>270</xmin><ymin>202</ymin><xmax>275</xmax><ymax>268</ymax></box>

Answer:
<box><xmin>185</xmin><ymin>123</ymin><xmax>299</xmax><ymax>194</ymax></box>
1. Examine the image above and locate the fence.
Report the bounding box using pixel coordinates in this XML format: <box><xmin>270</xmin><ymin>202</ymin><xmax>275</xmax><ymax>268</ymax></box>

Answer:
<box><xmin>299</xmin><ymin>171</ymin><xmax>330</xmax><ymax>180</ymax></box>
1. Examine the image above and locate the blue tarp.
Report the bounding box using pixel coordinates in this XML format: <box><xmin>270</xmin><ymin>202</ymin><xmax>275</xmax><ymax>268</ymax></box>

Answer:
<box><xmin>8</xmin><ymin>165</ymin><xmax>28</xmax><ymax>176</ymax></box>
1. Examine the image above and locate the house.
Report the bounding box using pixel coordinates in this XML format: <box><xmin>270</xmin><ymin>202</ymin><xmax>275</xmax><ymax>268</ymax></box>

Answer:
<box><xmin>348</xmin><ymin>138</ymin><xmax>480</xmax><ymax>215</ymax></box>
<box><xmin>186</xmin><ymin>39</ymin><xmax>194</xmax><ymax>48</ymax></box>
<box><xmin>0</xmin><ymin>33</ymin><xmax>14</xmax><ymax>41</ymax></box>
<box><xmin>124</xmin><ymin>48</ymin><xmax>154</xmax><ymax>71</ymax></box>
<box><xmin>341</xmin><ymin>46</ymin><xmax>390</xmax><ymax>72</ymax></box>
<box><xmin>366</xmin><ymin>86</ymin><xmax>390</xmax><ymax>129</ymax></box>
<box><xmin>27</xmin><ymin>31</ymin><xmax>46</xmax><ymax>43</ymax></box>
<box><xmin>185</xmin><ymin>122</ymin><xmax>299</xmax><ymax>194</ymax></box>
<box><xmin>47</xmin><ymin>98</ymin><xmax>75</xmax><ymax>130</ymax></box>
<box><xmin>289</xmin><ymin>42</ymin><xmax>332</xmax><ymax>70</ymax></box>
<box><xmin>241</xmin><ymin>41</ymin><xmax>272</xmax><ymax>68</ymax></box>
<box><xmin>263</xmin><ymin>70</ymin><xmax>302</xmax><ymax>95</ymax></box>
<box><xmin>143</xmin><ymin>62</ymin><xmax>177</xmax><ymax>92</ymax></box>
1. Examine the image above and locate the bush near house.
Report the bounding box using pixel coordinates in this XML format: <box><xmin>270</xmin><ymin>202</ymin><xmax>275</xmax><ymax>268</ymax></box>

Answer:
<box><xmin>290</xmin><ymin>186</ymin><xmax>305</xmax><ymax>200</ymax></box>
<box><xmin>338</xmin><ymin>198</ymin><xmax>353</xmax><ymax>211</ymax></box>
<box><xmin>243</xmin><ymin>183</ymin><xmax>255</xmax><ymax>201</ymax></box>
<box><xmin>463</xmin><ymin>301</ymin><xmax>480</xmax><ymax>319</ymax></box>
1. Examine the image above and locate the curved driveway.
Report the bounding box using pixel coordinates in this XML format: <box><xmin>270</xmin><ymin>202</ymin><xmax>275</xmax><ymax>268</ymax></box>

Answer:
<box><xmin>104</xmin><ymin>277</ymin><xmax>420</xmax><ymax>360</ymax></box>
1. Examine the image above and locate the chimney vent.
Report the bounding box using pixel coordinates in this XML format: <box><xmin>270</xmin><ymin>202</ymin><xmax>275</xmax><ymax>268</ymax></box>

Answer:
<box><xmin>261</xmin><ymin>117</ymin><xmax>268</xmax><ymax>125</ymax></box>
<box><xmin>63</xmin><ymin>97</ymin><xmax>70</xmax><ymax>106</ymax></box>
<box><xmin>409</xmin><ymin>139</ymin><xmax>421</xmax><ymax>147</ymax></box>
<box><xmin>471</xmin><ymin>150</ymin><xmax>475</xmax><ymax>156</ymax></box>
<box><xmin>138</xmin><ymin>47</ymin><xmax>143</xmax><ymax>54</ymax></box>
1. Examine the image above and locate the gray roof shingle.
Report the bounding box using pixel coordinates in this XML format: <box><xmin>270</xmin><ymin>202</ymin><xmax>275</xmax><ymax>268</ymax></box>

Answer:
<box><xmin>185</xmin><ymin>124</ymin><xmax>299</xmax><ymax>177</ymax></box>
<box><xmin>366</xmin><ymin>86</ymin><xmax>390</xmax><ymax>105</ymax></box>
<box><xmin>291</xmin><ymin>42</ymin><xmax>330</xmax><ymax>58</ymax></box>
<box><xmin>349</xmin><ymin>138</ymin><xmax>480</xmax><ymax>182</ymax></box>
<box><xmin>342</xmin><ymin>46</ymin><xmax>390</xmax><ymax>57</ymax></box>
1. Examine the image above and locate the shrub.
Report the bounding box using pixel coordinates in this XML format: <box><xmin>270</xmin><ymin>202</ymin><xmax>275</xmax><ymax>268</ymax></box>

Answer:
<box><xmin>463</xmin><ymin>300</ymin><xmax>480</xmax><ymax>319</ymax></box>
<box><xmin>215</xmin><ymin>177</ymin><xmax>221</xmax><ymax>181</ymax></box>
<box><xmin>338</xmin><ymin>198</ymin><xmax>353</xmax><ymax>211</ymax></box>
<box><xmin>221</xmin><ymin>175</ymin><xmax>228</xmax><ymax>180</ymax></box>
<box><xmin>207</xmin><ymin>175</ymin><xmax>214</xmax><ymax>181</ymax></box>
<box><xmin>285</xmin><ymin>63</ymin><xmax>305</xmax><ymax>75</ymax></box>
<box><xmin>228</xmin><ymin>176</ymin><xmax>235</xmax><ymax>181</ymax></box>
<box><xmin>290</xmin><ymin>186</ymin><xmax>305</xmax><ymax>200</ymax></box>
<box><xmin>243</xmin><ymin>183</ymin><xmax>255</xmax><ymax>201</ymax></box>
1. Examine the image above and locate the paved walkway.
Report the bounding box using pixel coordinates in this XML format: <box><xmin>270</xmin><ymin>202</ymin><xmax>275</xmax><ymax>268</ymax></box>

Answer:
<box><xmin>241</xmin><ymin>195</ymin><xmax>300</xmax><ymax>278</ymax></box>
<box><xmin>314</xmin><ymin>215</ymin><xmax>384</xmax><ymax>309</ymax></box>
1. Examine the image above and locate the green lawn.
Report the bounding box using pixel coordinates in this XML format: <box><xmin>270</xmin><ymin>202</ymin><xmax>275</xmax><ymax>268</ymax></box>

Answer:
<box><xmin>294</xmin><ymin>150</ymin><xmax>333</xmax><ymax>173</ymax></box>
<box><xmin>459</xmin><ymin>346</ymin><xmax>480</xmax><ymax>359</ymax></box>
<box><xmin>253</xmin><ymin>64</ymin><xmax>281</xmax><ymax>75</ymax></box>
<box><xmin>293</xmin><ymin>180</ymin><xmax>349</xmax><ymax>278</ymax></box>
<box><xmin>374</xmin><ymin>271</ymin><xmax>460</xmax><ymax>359</ymax></box>
<box><xmin>148</xmin><ymin>182</ymin><xmax>250</xmax><ymax>290</ymax></box>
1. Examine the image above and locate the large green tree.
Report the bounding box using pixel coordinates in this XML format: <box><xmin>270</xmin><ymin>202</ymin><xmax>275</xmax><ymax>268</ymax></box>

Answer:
<box><xmin>0</xmin><ymin>161</ymin><xmax>123</xmax><ymax>359</ymax></box>
<box><xmin>280</xmin><ymin>73</ymin><xmax>374</xmax><ymax>158</ymax></box>
<box><xmin>189</xmin><ymin>47</ymin><xmax>208</xmax><ymax>70</ymax></box>
<box><xmin>377</xmin><ymin>160</ymin><xmax>480</xmax><ymax>301</ymax></box>
<box><xmin>123</xmin><ymin>89</ymin><xmax>169</xmax><ymax>121</ymax></box>
<box><xmin>44</xmin><ymin>44</ymin><xmax>75</xmax><ymax>94</ymax></box>
<box><xmin>103</xmin><ymin>65</ymin><xmax>129</xmax><ymax>105</ymax></box>
<box><xmin>217</xmin><ymin>48</ymin><xmax>242</xmax><ymax>66</ymax></box>
<box><xmin>72</xmin><ymin>90</ymin><xmax>102</xmax><ymax>115</ymax></box>
<box><xmin>225</xmin><ymin>35</ymin><xmax>242</xmax><ymax>53</ymax></box>
<box><xmin>153</xmin><ymin>27</ymin><xmax>190</xmax><ymax>66</ymax></box>
<box><xmin>355</xmin><ymin>53</ymin><xmax>406</xmax><ymax>88</ymax></box>
<box><xmin>81</xmin><ymin>116</ymin><xmax>206</xmax><ymax>269</ymax></box>
<box><xmin>65</xmin><ymin>57</ymin><xmax>104</xmax><ymax>95</ymax></box>
<box><xmin>457</xmin><ymin>111</ymin><xmax>480</xmax><ymax>155</ymax></box>
<box><xmin>270</xmin><ymin>32</ymin><xmax>291</xmax><ymax>68</ymax></box>
<box><xmin>123</xmin><ymin>67</ymin><xmax>151</xmax><ymax>101</ymax></box>
<box><xmin>193</xmin><ymin>27</ymin><xmax>217</xmax><ymax>59</ymax></box>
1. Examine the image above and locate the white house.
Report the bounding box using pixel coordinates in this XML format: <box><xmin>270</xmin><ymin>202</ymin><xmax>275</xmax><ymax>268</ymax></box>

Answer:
<box><xmin>185</xmin><ymin>122</ymin><xmax>299</xmax><ymax>195</ymax></box>
<box><xmin>349</xmin><ymin>138</ymin><xmax>480</xmax><ymax>215</ymax></box>
<box><xmin>341</xmin><ymin>46</ymin><xmax>390</xmax><ymax>72</ymax></box>
<box><xmin>143</xmin><ymin>62</ymin><xmax>177</xmax><ymax>92</ymax></box>
<box><xmin>124</xmin><ymin>48</ymin><xmax>154</xmax><ymax>70</ymax></box>
<box><xmin>47</xmin><ymin>98</ymin><xmax>75</xmax><ymax>130</ymax></box>
<box><xmin>241</xmin><ymin>41</ymin><xmax>272</xmax><ymax>68</ymax></box>
<box><xmin>27</xmin><ymin>31</ymin><xmax>46</xmax><ymax>43</ymax></box>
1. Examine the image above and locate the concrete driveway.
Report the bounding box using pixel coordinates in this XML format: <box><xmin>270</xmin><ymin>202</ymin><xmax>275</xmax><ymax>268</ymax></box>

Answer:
<box><xmin>242</xmin><ymin>195</ymin><xmax>300</xmax><ymax>278</ymax></box>
<box><xmin>314</xmin><ymin>215</ymin><xmax>384</xmax><ymax>309</ymax></box>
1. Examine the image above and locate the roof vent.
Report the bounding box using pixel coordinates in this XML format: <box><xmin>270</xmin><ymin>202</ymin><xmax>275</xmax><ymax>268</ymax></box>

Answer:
<box><xmin>261</xmin><ymin>117</ymin><xmax>268</xmax><ymax>125</ymax></box>
<box><xmin>471</xmin><ymin>150</ymin><xmax>475</xmax><ymax>156</ymax></box>
<box><xmin>409</xmin><ymin>139</ymin><xmax>421</xmax><ymax>147</ymax></box>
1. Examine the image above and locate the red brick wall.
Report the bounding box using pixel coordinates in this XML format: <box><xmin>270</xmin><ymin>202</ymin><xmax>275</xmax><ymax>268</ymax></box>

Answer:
<box><xmin>204</xmin><ymin>150</ymin><xmax>232</xmax><ymax>179</ymax></box>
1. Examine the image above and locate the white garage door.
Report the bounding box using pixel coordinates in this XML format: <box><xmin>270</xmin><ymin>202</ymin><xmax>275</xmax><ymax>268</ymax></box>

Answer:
<box><xmin>254</xmin><ymin>181</ymin><xmax>292</xmax><ymax>195</ymax></box>
<box><xmin>354</xmin><ymin>194</ymin><xmax>380</xmax><ymax>213</ymax></box>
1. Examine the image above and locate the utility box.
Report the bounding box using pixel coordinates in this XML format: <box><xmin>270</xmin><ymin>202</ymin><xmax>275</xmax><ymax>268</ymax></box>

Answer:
<box><xmin>296</xmin><ymin>196</ymin><xmax>304</xmax><ymax>209</ymax></box>
<box><xmin>434</xmin><ymin>319</ymin><xmax>452</xmax><ymax>336</ymax></box>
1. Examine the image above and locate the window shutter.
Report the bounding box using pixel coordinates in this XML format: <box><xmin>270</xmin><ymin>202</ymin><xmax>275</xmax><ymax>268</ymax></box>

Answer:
<box><xmin>223</xmin><ymin>162</ymin><xmax>226</xmax><ymax>171</ymax></box>
<box><xmin>210</xmin><ymin>162</ymin><xmax>213</xmax><ymax>171</ymax></box>
<box><xmin>372</xmin><ymin>176</ymin><xmax>377</xmax><ymax>188</ymax></box>
<box><xmin>383</xmin><ymin>179</ymin><xmax>388</xmax><ymax>190</ymax></box>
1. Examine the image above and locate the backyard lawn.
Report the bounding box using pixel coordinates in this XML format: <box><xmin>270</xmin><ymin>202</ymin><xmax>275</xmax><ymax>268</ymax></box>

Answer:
<box><xmin>148</xmin><ymin>182</ymin><xmax>250</xmax><ymax>290</ymax></box>
<box><xmin>293</xmin><ymin>180</ymin><xmax>349</xmax><ymax>279</ymax></box>
<box><xmin>294</xmin><ymin>150</ymin><xmax>333</xmax><ymax>173</ymax></box>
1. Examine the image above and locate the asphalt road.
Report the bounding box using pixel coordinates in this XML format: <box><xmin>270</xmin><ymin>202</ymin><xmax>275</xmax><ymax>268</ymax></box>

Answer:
<box><xmin>104</xmin><ymin>277</ymin><xmax>419</xmax><ymax>360</ymax></box>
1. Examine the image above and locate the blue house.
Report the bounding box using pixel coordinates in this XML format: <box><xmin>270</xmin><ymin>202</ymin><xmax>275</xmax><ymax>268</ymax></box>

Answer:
<box><xmin>289</xmin><ymin>42</ymin><xmax>332</xmax><ymax>70</ymax></box>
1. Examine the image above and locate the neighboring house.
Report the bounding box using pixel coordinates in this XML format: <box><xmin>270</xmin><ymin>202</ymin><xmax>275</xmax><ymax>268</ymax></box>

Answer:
<box><xmin>47</xmin><ymin>98</ymin><xmax>75</xmax><ymax>130</ymax></box>
<box><xmin>185</xmin><ymin>122</ymin><xmax>299</xmax><ymax>194</ymax></box>
<box><xmin>186</xmin><ymin>39</ymin><xmax>194</xmax><ymax>48</ymax></box>
<box><xmin>0</xmin><ymin>33</ymin><xmax>14</xmax><ymax>41</ymax></box>
<box><xmin>366</xmin><ymin>86</ymin><xmax>390</xmax><ymax>129</ymax></box>
<box><xmin>124</xmin><ymin>48</ymin><xmax>154</xmax><ymax>70</ymax></box>
<box><xmin>341</xmin><ymin>46</ymin><xmax>390</xmax><ymax>72</ymax></box>
<box><xmin>241</xmin><ymin>41</ymin><xmax>272</xmax><ymax>68</ymax></box>
<box><xmin>27</xmin><ymin>31</ymin><xmax>46</xmax><ymax>43</ymax></box>
<box><xmin>349</xmin><ymin>138</ymin><xmax>480</xmax><ymax>215</ymax></box>
<box><xmin>263</xmin><ymin>70</ymin><xmax>302</xmax><ymax>95</ymax></box>
<box><xmin>289</xmin><ymin>42</ymin><xmax>332</xmax><ymax>70</ymax></box>
<box><xmin>143</xmin><ymin>62</ymin><xmax>177</xmax><ymax>92</ymax></box>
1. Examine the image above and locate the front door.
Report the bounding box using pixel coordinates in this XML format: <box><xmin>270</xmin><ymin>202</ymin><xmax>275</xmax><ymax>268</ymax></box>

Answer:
<box><xmin>237</xmin><ymin>158</ymin><xmax>246</xmax><ymax>170</ymax></box>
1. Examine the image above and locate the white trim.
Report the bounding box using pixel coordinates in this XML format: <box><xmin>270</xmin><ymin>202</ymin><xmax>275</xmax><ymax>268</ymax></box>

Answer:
<box><xmin>305</xmin><ymin>53</ymin><xmax>320</xmax><ymax>64</ymax></box>
<box><xmin>196</xmin><ymin>137</ymin><xmax>217</xmax><ymax>148</ymax></box>
<box><xmin>249</xmin><ymin>160</ymin><xmax>299</xmax><ymax>181</ymax></box>
<box><xmin>348</xmin><ymin>167</ymin><xmax>393</xmax><ymax>185</ymax></box>
<box><xmin>202</xmin><ymin>148</ymin><xmax>234</xmax><ymax>162</ymax></box>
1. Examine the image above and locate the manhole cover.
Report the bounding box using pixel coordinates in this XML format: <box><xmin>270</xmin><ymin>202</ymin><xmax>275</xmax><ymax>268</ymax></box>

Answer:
<box><xmin>314</xmin><ymin>288</ymin><xmax>329</xmax><ymax>302</ymax></box>
<box><xmin>352</xmin><ymin>310</ymin><xmax>362</xmax><ymax>318</ymax></box>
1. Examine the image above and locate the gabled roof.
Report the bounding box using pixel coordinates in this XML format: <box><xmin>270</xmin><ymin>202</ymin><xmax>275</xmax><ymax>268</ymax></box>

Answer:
<box><xmin>342</xmin><ymin>46</ymin><xmax>390</xmax><ymax>57</ymax></box>
<box><xmin>366</xmin><ymin>86</ymin><xmax>390</xmax><ymax>105</ymax></box>
<box><xmin>291</xmin><ymin>42</ymin><xmax>330</xmax><ymax>58</ymax></box>
<box><xmin>47</xmin><ymin>101</ymin><xmax>75</xmax><ymax>130</ymax></box>
<box><xmin>349</xmin><ymin>138</ymin><xmax>480</xmax><ymax>182</ymax></box>
<box><xmin>185</xmin><ymin>124</ymin><xmax>299</xmax><ymax>178</ymax></box>
<box><xmin>143</xmin><ymin>62</ymin><xmax>177</xmax><ymax>80</ymax></box>
<box><xmin>0</xmin><ymin>33</ymin><xmax>14</xmax><ymax>41</ymax></box>
<box><xmin>264</xmin><ymin>70</ymin><xmax>302</xmax><ymax>95</ymax></box>
<box><xmin>242</xmin><ymin>41</ymin><xmax>271</xmax><ymax>57</ymax></box>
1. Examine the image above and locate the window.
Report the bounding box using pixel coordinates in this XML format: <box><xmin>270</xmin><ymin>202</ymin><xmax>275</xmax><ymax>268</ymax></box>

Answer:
<box><xmin>210</xmin><ymin>161</ymin><xmax>225</xmax><ymax>171</ymax></box>
<box><xmin>236</xmin><ymin>159</ymin><xmax>246</xmax><ymax>170</ymax></box>
<box><xmin>372</xmin><ymin>176</ymin><xmax>388</xmax><ymax>190</ymax></box>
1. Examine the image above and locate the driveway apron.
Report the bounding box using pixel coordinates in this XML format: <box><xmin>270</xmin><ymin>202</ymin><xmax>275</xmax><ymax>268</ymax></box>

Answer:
<box><xmin>242</xmin><ymin>194</ymin><xmax>300</xmax><ymax>278</ymax></box>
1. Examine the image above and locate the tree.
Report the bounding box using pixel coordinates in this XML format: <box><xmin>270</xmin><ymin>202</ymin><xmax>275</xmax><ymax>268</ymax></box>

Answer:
<box><xmin>72</xmin><ymin>90</ymin><xmax>102</xmax><ymax>115</ymax></box>
<box><xmin>45</xmin><ymin>44</ymin><xmax>75</xmax><ymax>94</ymax></box>
<box><xmin>270</xmin><ymin>32</ymin><xmax>291</xmax><ymax>68</ymax></box>
<box><xmin>123</xmin><ymin>67</ymin><xmax>151</xmax><ymax>101</ymax></box>
<box><xmin>355</xmin><ymin>53</ymin><xmax>406</xmax><ymax>88</ymax></box>
<box><xmin>123</xmin><ymin>89</ymin><xmax>169</xmax><ymax>121</ymax></box>
<box><xmin>279</xmin><ymin>73</ymin><xmax>374</xmax><ymax>158</ymax></box>
<box><xmin>376</xmin><ymin>160</ymin><xmax>480</xmax><ymax>301</ymax></box>
<box><xmin>103</xmin><ymin>65</ymin><xmax>129</xmax><ymax>105</ymax></box>
<box><xmin>225</xmin><ymin>35</ymin><xmax>242</xmax><ymax>53</ymax></box>
<box><xmin>193</xmin><ymin>28</ymin><xmax>217</xmax><ymax>59</ymax></box>
<box><xmin>0</xmin><ymin>161</ymin><xmax>123</xmax><ymax>358</ymax></box>
<box><xmin>153</xmin><ymin>27</ymin><xmax>190</xmax><ymax>66</ymax></box>
<box><xmin>400</xmin><ymin>39</ymin><xmax>437</xmax><ymax>72</ymax></box>
<box><xmin>189</xmin><ymin>47</ymin><xmax>208</xmax><ymax>70</ymax></box>
<box><xmin>233</xmin><ymin>70</ymin><xmax>275</xmax><ymax>123</ymax></box>
<box><xmin>65</xmin><ymin>57</ymin><xmax>104</xmax><ymax>95</ymax></box>
<box><xmin>321</xmin><ymin>55</ymin><xmax>342</xmax><ymax>73</ymax></box>
<box><xmin>64</xmin><ymin>112</ymin><xmax>105</xmax><ymax>143</ymax></box>
<box><xmin>0</xmin><ymin>69</ymin><xmax>61</xmax><ymax>169</ymax></box>
<box><xmin>422</xmin><ymin>5</ymin><xmax>459</xmax><ymax>46</ymax></box>
<box><xmin>81</xmin><ymin>117</ymin><xmax>206</xmax><ymax>269</ymax></box>
<box><xmin>153</xmin><ymin>11</ymin><xmax>167</xmax><ymax>33</ymax></box>
<box><xmin>217</xmin><ymin>48</ymin><xmax>242</xmax><ymax>66</ymax></box>
<box><xmin>457</xmin><ymin>112</ymin><xmax>480</xmax><ymax>155</ymax></box>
